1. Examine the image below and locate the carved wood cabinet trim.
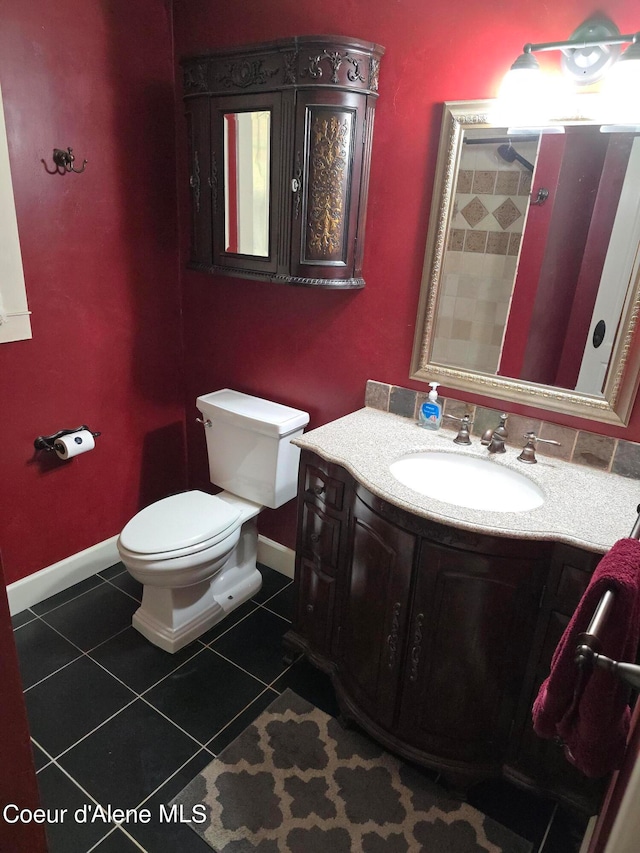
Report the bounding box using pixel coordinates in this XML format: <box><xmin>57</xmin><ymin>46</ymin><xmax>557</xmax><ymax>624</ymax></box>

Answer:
<box><xmin>181</xmin><ymin>36</ymin><xmax>384</xmax><ymax>288</ymax></box>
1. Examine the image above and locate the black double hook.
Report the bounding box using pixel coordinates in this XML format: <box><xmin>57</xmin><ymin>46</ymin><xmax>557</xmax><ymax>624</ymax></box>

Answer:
<box><xmin>42</xmin><ymin>147</ymin><xmax>87</xmax><ymax>175</ymax></box>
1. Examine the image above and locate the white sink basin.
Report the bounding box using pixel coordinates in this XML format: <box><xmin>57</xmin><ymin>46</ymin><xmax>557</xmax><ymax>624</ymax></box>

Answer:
<box><xmin>389</xmin><ymin>451</ymin><xmax>545</xmax><ymax>513</ymax></box>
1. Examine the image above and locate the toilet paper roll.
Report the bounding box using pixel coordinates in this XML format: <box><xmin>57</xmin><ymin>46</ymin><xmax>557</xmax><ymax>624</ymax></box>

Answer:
<box><xmin>54</xmin><ymin>430</ymin><xmax>95</xmax><ymax>460</ymax></box>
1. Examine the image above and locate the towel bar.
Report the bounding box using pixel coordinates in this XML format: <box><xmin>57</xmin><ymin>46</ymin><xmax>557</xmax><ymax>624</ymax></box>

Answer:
<box><xmin>574</xmin><ymin>505</ymin><xmax>640</xmax><ymax>692</ymax></box>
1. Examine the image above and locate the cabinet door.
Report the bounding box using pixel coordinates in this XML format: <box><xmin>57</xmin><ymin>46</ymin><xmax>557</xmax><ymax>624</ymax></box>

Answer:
<box><xmin>294</xmin><ymin>555</ymin><xmax>338</xmax><ymax>658</ymax></box>
<box><xmin>289</xmin><ymin>90</ymin><xmax>367</xmax><ymax>285</ymax></box>
<box><xmin>184</xmin><ymin>97</ymin><xmax>213</xmax><ymax>268</ymax></box>
<box><xmin>289</xmin><ymin>454</ymin><xmax>350</xmax><ymax>661</ymax></box>
<box><xmin>210</xmin><ymin>92</ymin><xmax>284</xmax><ymax>276</ymax></box>
<box><xmin>507</xmin><ymin>545</ymin><xmax>605</xmax><ymax>812</ymax></box>
<box><xmin>396</xmin><ymin>540</ymin><xmax>545</xmax><ymax>765</ymax></box>
<box><xmin>336</xmin><ymin>493</ymin><xmax>416</xmax><ymax>730</ymax></box>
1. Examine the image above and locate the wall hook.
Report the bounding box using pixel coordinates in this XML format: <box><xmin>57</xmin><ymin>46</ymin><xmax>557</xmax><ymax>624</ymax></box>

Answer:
<box><xmin>530</xmin><ymin>187</ymin><xmax>549</xmax><ymax>206</ymax></box>
<box><xmin>42</xmin><ymin>147</ymin><xmax>87</xmax><ymax>175</ymax></box>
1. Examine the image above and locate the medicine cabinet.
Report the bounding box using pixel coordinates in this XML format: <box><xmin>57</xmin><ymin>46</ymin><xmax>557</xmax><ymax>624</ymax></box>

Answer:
<box><xmin>181</xmin><ymin>35</ymin><xmax>384</xmax><ymax>289</ymax></box>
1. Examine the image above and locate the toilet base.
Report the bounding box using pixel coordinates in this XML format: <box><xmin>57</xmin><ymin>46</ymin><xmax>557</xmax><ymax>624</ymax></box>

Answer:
<box><xmin>131</xmin><ymin>516</ymin><xmax>262</xmax><ymax>653</ymax></box>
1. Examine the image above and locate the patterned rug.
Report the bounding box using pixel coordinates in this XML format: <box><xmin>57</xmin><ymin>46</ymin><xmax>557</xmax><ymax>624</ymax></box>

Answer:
<box><xmin>172</xmin><ymin>689</ymin><xmax>532</xmax><ymax>853</ymax></box>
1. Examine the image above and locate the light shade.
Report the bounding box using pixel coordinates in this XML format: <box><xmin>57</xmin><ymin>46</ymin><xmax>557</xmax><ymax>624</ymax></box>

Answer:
<box><xmin>495</xmin><ymin>52</ymin><xmax>550</xmax><ymax>127</ymax></box>
<box><xmin>607</xmin><ymin>38</ymin><xmax>640</xmax><ymax>83</ymax></box>
<box><xmin>601</xmin><ymin>39</ymin><xmax>640</xmax><ymax>124</ymax></box>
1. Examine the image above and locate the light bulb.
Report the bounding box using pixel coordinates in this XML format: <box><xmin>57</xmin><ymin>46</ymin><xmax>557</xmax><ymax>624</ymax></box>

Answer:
<box><xmin>493</xmin><ymin>53</ymin><xmax>550</xmax><ymax>128</ymax></box>
<box><xmin>600</xmin><ymin>41</ymin><xmax>640</xmax><ymax>125</ymax></box>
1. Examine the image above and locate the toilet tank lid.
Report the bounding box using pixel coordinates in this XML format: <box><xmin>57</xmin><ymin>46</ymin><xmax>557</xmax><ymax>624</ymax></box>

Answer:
<box><xmin>196</xmin><ymin>389</ymin><xmax>309</xmax><ymax>438</ymax></box>
<box><xmin>119</xmin><ymin>491</ymin><xmax>240</xmax><ymax>554</ymax></box>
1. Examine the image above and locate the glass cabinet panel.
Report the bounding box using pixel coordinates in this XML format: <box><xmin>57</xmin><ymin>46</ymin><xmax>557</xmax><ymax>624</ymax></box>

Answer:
<box><xmin>223</xmin><ymin>110</ymin><xmax>271</xmax><ymax>257</ymax></box>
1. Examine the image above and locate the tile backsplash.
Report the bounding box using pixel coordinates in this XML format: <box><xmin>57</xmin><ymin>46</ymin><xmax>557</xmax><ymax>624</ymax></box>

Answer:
<box><xmin>365</xmin><ymin>380</ymin><xmax>640</xmax><ymax>480</ymax></box>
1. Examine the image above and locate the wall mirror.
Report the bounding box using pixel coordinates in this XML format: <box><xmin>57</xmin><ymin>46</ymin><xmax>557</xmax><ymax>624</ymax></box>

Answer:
<box><xmin>410</xmin><ymin>99</ymin><xmax>640</xmax><ymax>426</ymax></box>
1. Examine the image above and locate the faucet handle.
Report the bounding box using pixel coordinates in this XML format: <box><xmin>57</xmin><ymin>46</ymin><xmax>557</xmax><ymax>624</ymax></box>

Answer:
<box><xmin>443</xmin><ymin>413</ymin><xmax>474</xmax><ymax>445</ymax></box>
<box><xmin>517</xmin><ymin>431</ymin><xmax>561</xmax><ymax>464</ymax></box>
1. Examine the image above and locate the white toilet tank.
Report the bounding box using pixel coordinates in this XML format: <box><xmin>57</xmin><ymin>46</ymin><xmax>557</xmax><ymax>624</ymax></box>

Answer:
<box><xmin>196</xmin><ymin>389</ymin><xmax>310</xmax><ymax>509</ymax></box>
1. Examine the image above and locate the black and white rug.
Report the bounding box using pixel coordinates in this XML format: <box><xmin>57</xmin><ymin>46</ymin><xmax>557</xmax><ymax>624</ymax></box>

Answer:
<box><xmin>172</xmin><ymin>689</ymin><xmax>532</xmax><ymax>852</ymax></box>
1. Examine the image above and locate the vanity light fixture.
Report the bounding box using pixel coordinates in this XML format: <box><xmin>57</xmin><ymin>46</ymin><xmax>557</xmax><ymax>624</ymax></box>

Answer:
<box><xmin>498</xmin><ymin>18</ymin><xmax>640</xmax><ymax>129</ymax></box>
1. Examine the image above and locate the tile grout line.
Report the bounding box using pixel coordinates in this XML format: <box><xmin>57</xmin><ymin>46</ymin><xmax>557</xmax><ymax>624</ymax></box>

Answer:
<box><xmin>20</xmin><ymin>569</ymin><xmax>298</xmax><ymax>846</ymax></box>
<box><xmin>199</xmin><ymin>644</ymin><xmax>278</xmax><ymax>691</ymax></box>
<box><xmin>203</xmin><ymin>684</ymin><xmax>280</xmax><ymax>753</ymax></box>
<box><xmin>32</xmin><ymin>741</ymin><xmax>127</xmax><ymax>850</ymax></box>
<box><xmin>19</xmin><ymin>576</ymin><xmax>110</xmax><ymax>621</ymax></box>
<box><xmin>537</xmin><ymin>801</ymin><xmax>559</xmax><ymax>853</ymax></box>
<box><xmin>24</xmin><ymin>601</ymin><xmax>289</xmax><ymax>675</ymax></box>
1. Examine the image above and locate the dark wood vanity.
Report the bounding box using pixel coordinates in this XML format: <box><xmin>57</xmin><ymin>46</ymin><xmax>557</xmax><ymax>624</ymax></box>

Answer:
<box><xmin>284</xmin><ymin>449</ymin><xmax>606</xmax><ymax>813</ymax></box>
<box><xmin>181</xmin><ymin>36</ymin><xmax>383</xmax><ymax>288</ymax></box>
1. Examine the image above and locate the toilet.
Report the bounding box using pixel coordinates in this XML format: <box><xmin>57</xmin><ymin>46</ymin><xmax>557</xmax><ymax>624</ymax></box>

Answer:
<box><xmin>117</xmin><ymin>389</ymin><xmax>309</xmax><ymax>653</ymax></box>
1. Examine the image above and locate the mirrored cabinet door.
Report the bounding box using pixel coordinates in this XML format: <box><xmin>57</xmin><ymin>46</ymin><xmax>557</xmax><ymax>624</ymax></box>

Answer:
<box><xmin>211</xmin><ymin>92</ymin><xmax>283</xmax><ymax>277</ymax></box>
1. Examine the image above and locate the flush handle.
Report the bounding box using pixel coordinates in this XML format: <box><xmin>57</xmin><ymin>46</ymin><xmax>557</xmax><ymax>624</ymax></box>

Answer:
<box><xmin>196</xmin><ymin>417</ymin><xmax>212</xmax><ymax>427</ymax></box>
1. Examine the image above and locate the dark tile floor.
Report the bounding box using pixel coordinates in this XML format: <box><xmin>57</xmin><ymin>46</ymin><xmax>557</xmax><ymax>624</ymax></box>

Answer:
<box><xmin>12</xmin><ymin>563</ymin><xmax>589</xmax><ymax>853</ymax></box>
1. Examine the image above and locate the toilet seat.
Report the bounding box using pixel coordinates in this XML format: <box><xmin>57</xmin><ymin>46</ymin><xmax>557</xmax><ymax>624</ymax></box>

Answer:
<box><xmin>118</xmin><ymin>490</ymin><xmax>241</xmax><ymax>560</ymax></box>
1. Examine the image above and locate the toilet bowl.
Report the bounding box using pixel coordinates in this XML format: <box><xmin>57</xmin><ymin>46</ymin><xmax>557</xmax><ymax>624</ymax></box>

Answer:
<box><xmin>117</xmin><ymin>390</ymin><xmax>309</xmax><ymax>652</ymax></box>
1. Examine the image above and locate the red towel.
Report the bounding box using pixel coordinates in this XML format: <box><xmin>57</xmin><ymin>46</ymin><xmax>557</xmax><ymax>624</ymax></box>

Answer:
<box><xmin>532</xmin><ymin>537</ymin><xmax>640</xmax><ymax>778</ymax></box>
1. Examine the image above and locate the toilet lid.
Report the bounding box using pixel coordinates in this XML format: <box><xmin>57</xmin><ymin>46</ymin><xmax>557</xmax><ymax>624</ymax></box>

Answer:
<box><xmin>119</xmin><ymin>491</ymin><xmax>241</xmax><ymax>555</ymax></box>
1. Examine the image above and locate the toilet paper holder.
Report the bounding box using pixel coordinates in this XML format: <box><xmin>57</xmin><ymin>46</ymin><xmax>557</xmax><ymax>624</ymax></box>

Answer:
<box><xmin>34</xmin><ymin>425</ymin><xmax>101</xmax><ymax>453</ymax></box>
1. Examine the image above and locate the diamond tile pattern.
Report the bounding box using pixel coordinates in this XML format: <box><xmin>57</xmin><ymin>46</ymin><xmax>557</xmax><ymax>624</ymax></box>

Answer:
<box><xmin>12</xmin><ymin>562</ymin><xmax>586</xmax><ymax>852</ymax></box>
<box><xmin>492</xmin><ymin>197</ymin><xmax>522</xmax><ymax>230</ymax></box>
<box><xmin>460</xmin><ymin>196</ymin><xmax>489</xmax><ymax>227</ymax></box>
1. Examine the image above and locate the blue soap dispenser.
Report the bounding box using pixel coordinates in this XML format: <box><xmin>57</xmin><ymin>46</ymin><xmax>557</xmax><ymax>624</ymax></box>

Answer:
<box><xmin>418</xmin><ymin>382</ymin><xmax>443</xmax><ymax>430</ymax></box>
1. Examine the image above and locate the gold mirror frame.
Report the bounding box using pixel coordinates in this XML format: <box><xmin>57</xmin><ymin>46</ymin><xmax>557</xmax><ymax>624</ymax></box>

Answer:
<box><xmin>410</xmin><ymin>99</ymin><xmax>640</xmax><ymax>426</ymax></box>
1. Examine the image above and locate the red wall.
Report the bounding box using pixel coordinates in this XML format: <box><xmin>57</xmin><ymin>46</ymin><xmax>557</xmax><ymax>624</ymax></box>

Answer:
<box><xmin>2</xmin><ymin>0</ymin><xmax>639</xmax><ymax>584</ymax></box>
<box><xmin>0</xmin><ymin>0</ymin><xmax>185</xmax><ymax>584</ymax></box>
<box><xmin>173</xmin><ymin>0</ymin><xmax>640</xmax><ymax>550</ymax></box>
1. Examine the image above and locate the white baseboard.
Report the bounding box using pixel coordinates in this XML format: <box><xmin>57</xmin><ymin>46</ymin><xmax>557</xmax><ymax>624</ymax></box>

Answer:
<box><xmin>6</xmin><ymin>533</ymin><xmax>295</xmax><ymax>615</ymax></box>
<box><xmin>7</xmin><ymin>536</ymin><xmax>120</xmax><ymax>615</ymax></box>
<box><xmin>257</xmin><ymin>535</ymin><xmax>295</xmax><ymax>579</ymax></box>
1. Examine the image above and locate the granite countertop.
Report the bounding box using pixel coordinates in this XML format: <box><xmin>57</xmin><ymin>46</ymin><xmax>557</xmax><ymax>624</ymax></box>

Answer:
<box><xmin>293</xmin><ymin>407</ymin><xmax>639</xmax><ymax>554</ymax></box>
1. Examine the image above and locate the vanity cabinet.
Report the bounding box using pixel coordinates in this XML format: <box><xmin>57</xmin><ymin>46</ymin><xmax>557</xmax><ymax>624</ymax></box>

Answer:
<box><xmin>285</xmin><ymin>450</ymin><xmax>606</xmax><ymax>811</ymax></box>
<box><xmin>181</xmin><ymin>36</ymin><xmax>384</xmax><ymax>288</ymax></box>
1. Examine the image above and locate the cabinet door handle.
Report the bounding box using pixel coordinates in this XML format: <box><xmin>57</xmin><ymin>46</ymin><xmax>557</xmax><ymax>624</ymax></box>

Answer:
<box><xmin>408</xmin><ymin>613</ymin><xmax>425</xmax><ymax>682</ymax></box>
<box><xmin>190</xmin><ymin>150</ymin><xmax>201</xmax><ymax>212</ymax></box>
<box><xmin>387</xmin><ymin>602</ymin><xmax>402</xmax><ymax>670</ymax></box>
<box><xmin>293</xmin><ymin>151</ymin><xmax>302</xmax><ymax>219</ymax></box>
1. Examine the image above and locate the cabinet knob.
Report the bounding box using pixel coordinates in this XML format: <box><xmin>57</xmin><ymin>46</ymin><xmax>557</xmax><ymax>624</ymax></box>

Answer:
<box><xmin>312</xmin><ymin>485</ymin><xmax>325</xmax><ymax>496</ymax></box>
<box><xmin>310</xmin><ymin>533</ymin><xmax>320</xmax><ymax>543</ymax></box>
<box><xmin>306</xmin><ymin>604</ymin><xmax>314</xmax><ymax>613</ymax></box>
<box><xmin>291</xmin><ymin>178</ymin><xmax>300</xmax><ymax>192</ymax></box>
